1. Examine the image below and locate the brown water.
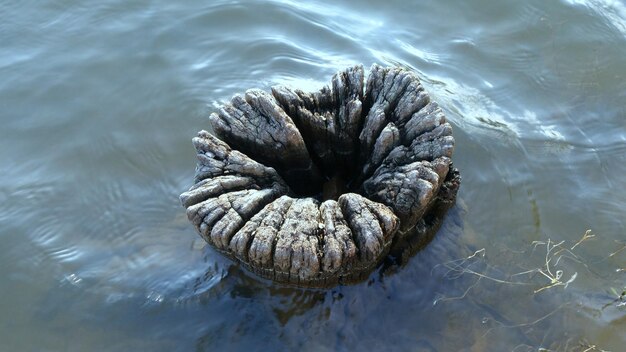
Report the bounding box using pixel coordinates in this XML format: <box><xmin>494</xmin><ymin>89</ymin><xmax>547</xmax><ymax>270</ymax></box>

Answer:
<box><xmin>1</xmin><ymin>0</ymin><xmax>625</xmax><ymax>351</ymax></box>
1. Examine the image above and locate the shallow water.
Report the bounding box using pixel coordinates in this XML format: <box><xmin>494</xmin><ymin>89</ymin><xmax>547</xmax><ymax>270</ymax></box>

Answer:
<box><xmin>1</xmin><ymin>0</ymin><xmax>625</xmax><ymax>350</ymax></box>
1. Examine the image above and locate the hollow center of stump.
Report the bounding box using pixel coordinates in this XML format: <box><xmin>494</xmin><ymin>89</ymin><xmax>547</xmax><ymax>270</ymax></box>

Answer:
<box><xmin>321</xmin><ymin>174</ymin><xmax>349</xmax><ymax>201</ymax></box>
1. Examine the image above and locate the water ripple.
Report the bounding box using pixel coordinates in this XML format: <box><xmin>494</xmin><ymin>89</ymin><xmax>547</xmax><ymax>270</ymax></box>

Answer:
<box><xmin>564</xmin><ymin>0</ymin><xmax>626</xmax><ymax>36</ymax></box>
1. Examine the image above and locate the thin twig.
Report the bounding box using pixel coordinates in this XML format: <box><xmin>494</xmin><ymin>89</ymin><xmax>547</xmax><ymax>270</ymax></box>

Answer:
<box><xmin>571</xmin><ymin>230</ymin><xmax>595</xmax><ymax>251</ymax></box>
<box><xmin>608</xmin><ymin>242</ymin><xmax>626</xmax><ymax>257</ymax></box>
<box><xmin>481</xmin><ymin>302</ymin><xmax>570</xmax><ymax>338</ymax></box>
<box><xmin>433</xmin><ymin>276</ymin><xmax>482</xmax><ymax>305</ymax></box>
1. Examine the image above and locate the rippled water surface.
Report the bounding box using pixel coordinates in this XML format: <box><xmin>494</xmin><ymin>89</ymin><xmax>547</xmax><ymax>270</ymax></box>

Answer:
<box><xmin>2</xmin><ymin>0</ymin><xmax>625</xmax><ymax>351</ymax></box>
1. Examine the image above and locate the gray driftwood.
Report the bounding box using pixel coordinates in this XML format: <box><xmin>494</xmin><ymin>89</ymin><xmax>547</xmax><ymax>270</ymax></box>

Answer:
<box><xmin>181</xmin><ymin>64</ymin><xmax>461</xmax><ymax>287</ymax></box>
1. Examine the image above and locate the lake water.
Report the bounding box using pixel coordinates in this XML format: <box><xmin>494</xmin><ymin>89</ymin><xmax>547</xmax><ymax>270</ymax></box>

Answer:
<box><xmin>1</xmin><ymin>0</ymin><xmax>625</xmax><ymax>351</ymax></box>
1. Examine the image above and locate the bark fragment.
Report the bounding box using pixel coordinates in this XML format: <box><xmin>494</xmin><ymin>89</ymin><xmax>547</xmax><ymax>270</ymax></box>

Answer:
<box><xmin>271</xmin><ymin>65</ymin><xmax>364</xmax><ymax>177</ymax></box>
<box><xmin>209</xmin><ymin>90</ymin><xmax>323</xmax><ymax>195</ymax></box>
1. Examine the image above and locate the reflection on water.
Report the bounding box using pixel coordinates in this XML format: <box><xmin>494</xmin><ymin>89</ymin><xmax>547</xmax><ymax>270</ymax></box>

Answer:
<box><xmin>1</xmin><ymin>0</ymin><xmax>625</xmax><ymax>350</ymax></box>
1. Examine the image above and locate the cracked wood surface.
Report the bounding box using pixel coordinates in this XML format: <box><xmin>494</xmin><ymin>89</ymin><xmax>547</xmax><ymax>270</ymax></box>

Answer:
<box><xmin>181</xmin><ymin>64</ymin><xmax>460</xmax><ymax>287</ymax></box>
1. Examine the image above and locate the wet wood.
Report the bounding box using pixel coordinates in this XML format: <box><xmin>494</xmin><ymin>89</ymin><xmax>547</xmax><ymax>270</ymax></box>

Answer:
<box><xmin>181</xmin><ymin>64</ymin><xmax>461</xmax><ymax>287</ymax></box>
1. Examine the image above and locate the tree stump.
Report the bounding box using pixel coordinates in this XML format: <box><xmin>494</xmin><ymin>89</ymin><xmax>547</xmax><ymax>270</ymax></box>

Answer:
<box><xmin>180</xmin><ymin>64</ymin><xmax>461</xmax><ymax>287</ymax></box>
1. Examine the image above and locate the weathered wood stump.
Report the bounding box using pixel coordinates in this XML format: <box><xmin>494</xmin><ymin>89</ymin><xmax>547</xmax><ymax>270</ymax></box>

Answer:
<box><xmin>180</xmin><ymin>64</ymin><xmax>461</xmax><ymax>287</ymax></box>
